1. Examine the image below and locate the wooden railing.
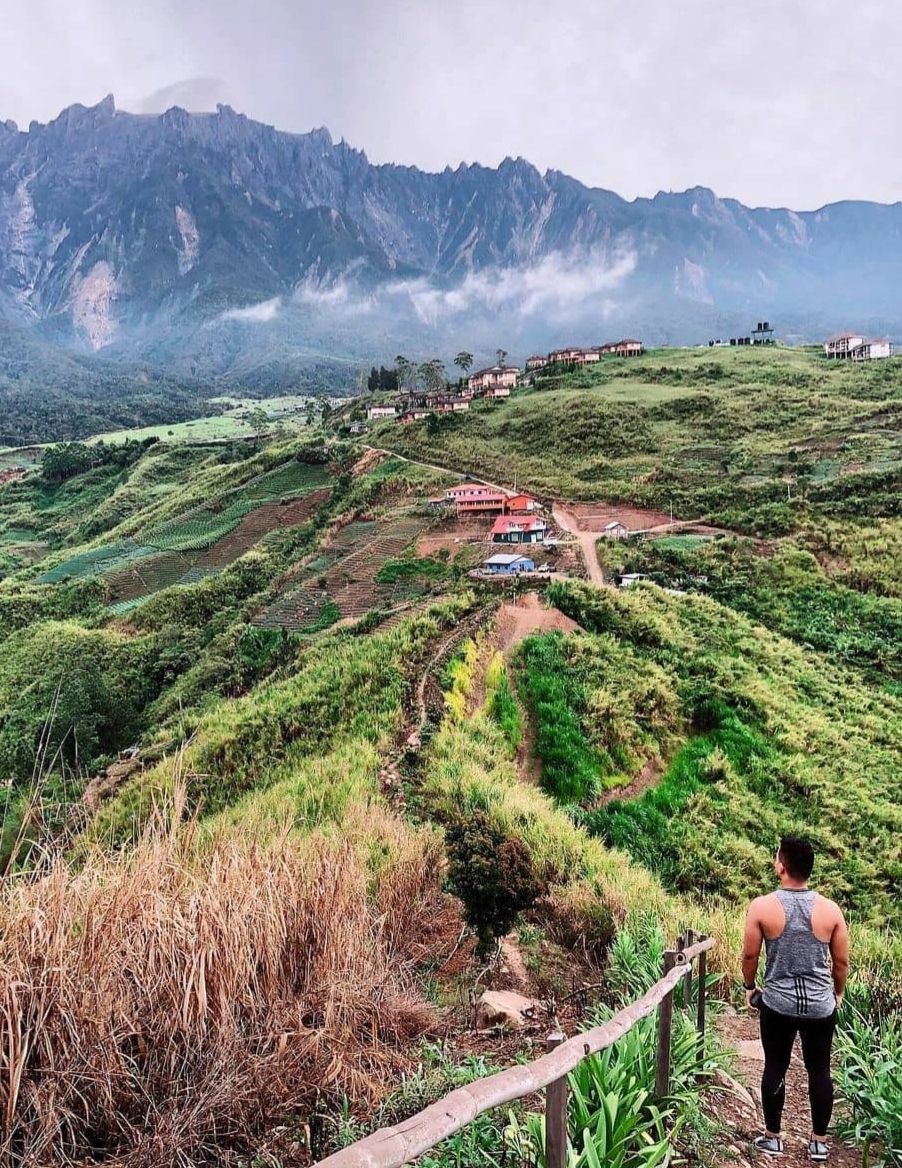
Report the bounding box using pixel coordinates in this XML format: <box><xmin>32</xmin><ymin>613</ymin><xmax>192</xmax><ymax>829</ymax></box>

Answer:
<box><xmin>315</xmin><ymin>932</ymin><xmax>715</xmax><ymax>1168</ymax></box>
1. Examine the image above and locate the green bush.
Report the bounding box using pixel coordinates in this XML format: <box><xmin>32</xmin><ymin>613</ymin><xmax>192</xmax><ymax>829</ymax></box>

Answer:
<box><xmin>444</xmin><ymin>809</ymin><xmax>545</xmax><ymax>955</ymax></box>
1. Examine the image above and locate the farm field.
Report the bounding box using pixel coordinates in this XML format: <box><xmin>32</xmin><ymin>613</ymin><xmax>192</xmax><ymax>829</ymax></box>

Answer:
<box><xmin>0</xmin><ymin>355</ymin><xmax>900</xmax><ymax>1167</ymax></box>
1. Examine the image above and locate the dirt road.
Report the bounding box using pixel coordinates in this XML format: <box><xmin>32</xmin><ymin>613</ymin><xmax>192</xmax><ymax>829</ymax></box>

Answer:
<box><xmin>553</xmin><ymin>504</ymin><xmax>606</xmax><ymax>586</ymax></box>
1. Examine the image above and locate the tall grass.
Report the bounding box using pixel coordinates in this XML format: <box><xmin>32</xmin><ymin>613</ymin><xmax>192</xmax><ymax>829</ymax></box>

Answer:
<box><xmin>0</xmin><ymin>792</ymin><xmax>452</xmax><ymax>1166</ymax></box>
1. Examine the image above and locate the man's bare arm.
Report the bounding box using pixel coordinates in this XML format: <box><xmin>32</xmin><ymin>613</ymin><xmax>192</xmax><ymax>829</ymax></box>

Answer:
<box><xmin>742</xmin><ymin>900</ymin><xmax>764</xmax><ymax>990</ymax></box>
<box><xmin>830</xmin><ymin>910</ymin><xmax>850</xmax><ymax>1000</ymax></box>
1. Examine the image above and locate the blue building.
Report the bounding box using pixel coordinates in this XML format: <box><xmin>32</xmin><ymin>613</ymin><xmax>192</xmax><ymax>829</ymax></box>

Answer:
<box><xmin>482</xmin><ymin>553</ymin><xmax>535</xmax><ymax>575</ymax></box>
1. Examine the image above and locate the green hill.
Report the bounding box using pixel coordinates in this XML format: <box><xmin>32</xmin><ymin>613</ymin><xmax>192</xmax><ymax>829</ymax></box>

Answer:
<box><xmin>0</xmin><ymin>362</ymin><xmax>899</xmax><ymax>1166</ymax></box>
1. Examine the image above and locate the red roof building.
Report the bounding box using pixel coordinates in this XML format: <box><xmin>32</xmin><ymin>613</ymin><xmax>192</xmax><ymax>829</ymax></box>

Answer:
<box><xmin>490</xmin><ymin>515</ymin><xmax>548</xmax><ymax>544</ymax></box>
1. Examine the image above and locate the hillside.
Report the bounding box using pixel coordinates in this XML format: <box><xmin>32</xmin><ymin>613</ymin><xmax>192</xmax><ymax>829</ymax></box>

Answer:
<box><xmin>1</xmin><ymin>97</ymin><xmax>902</xmax><ymax>397</ymax></box>
<box><xmin>0</xmin><ymin>370</ymin><xmax>899</xmax><ymax>1165</ymax></box>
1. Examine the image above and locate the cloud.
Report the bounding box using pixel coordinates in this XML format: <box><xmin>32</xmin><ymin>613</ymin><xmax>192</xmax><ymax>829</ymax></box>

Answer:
<box><xmin>219</xmin><ymin>296</ymin><xmax>282</xmax><ymax>323</ymax></box>
<box><xmin>383</xmin><ymin>247</ymin><xmax>638</xmax><ymax>325</ymax></box>
<box><xmin>126</xmin><ymin>76</ymin><xmax>230</xmax><ymax>114</ymax></box>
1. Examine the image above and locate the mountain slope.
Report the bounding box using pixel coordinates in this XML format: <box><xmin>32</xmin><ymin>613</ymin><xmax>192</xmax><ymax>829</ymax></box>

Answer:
<box><xmin>1</xmin><ymin>96</ymin><xmax>901</xmax><ymax>379</ymax></box>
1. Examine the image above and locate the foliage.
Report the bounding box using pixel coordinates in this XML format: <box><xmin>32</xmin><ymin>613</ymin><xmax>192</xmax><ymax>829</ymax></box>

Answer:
<box><xmin>376</xmin><ymin>555</ymin><xmax>448</xmax><ymax>585</ymax></box>
<box><xmin>835</xmin><ymin>969</ymin><xmax>902</xmax><ymax>1167</ymax></box>
<box><xmin>544</xmin><ymin>580</ymin><xmax>902</xmax><ymax>927</ymax></box>
<box><xmin>0</xmin><ymin>798</ymin><xmax>448</xmax><ymax>1166</ymax></box>
<box><xmin>484</xmin><ymin>653</ymin><xmax>523</xmax><ymax>751</ymax></box>
<box><xmin>444</xmin><ymin>808</ymin><xmax>544</xmax><ymax>955</ymax></box>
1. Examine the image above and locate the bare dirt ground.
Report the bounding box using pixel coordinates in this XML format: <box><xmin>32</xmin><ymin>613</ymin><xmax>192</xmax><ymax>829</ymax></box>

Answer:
<box><xmin>553</xmin><ymin>505</ymin><xmax>607</xmax><ymax>585</ymax></box>
<box><xmin>416</xmin><ymin>517</ymin><xmax>494</xmax><ymax>556</ymax></box>
<box><xmin>559</xmin><ymin>501</ymin><xmax>676</xmax><ymax>532</ymax></box>
<box><xmin>711</xmin><ymin>1012</ymin><xmax>862</xmax><ymax>1168</ymax></box>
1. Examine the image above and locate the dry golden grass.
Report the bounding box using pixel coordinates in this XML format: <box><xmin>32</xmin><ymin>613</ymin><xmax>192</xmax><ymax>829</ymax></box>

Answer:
<box><xmin>0</xmin><ymin>792</ymin><xmax>453</xmax><ymax>1167</ymax></box>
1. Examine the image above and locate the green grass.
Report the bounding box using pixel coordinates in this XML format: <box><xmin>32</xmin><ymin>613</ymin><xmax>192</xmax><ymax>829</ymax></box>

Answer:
<box><xmin>378</xmin><ymin>346</ymin><xmax>902</xmax><ymax>531</ymax></box>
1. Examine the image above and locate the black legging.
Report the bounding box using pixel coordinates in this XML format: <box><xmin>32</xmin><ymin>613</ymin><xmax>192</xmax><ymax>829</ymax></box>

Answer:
<box><xmin>760</xmin><ymin>1002</ymin><xmax>837</xmax><ymax>1136</ymax></box>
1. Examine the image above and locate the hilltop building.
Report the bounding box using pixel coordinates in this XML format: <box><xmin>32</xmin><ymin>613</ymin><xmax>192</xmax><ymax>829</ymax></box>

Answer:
<box><xmin>366</xmin><ymin>405</ymin><xmax>397</xmax><ymax>420</ymax></box>
<box><xmin>468</xmin><ymin>365</ymin><xmax>520</xmax><ymax>393</ymax></box>
<box><xmin>445</xmin><ymin>484</ymin><xmax>510</xmax><ymax>514</ymax></box>
<box><xmin>526</xmin><ymin>355</ymin><xmax>549</xmax><ymax>371</ymax></box>
<box><xmin>602</xmin><ymin>520</ymin><xmax>629</xmax><ymax>539</ymax></box>
<box><xmin>598</xmin><ymin>339</ymin><xmax>644</xmax><ymax>357</ymax></box>
<box><xmin>751</xmin><ymin>321</ymin><xmax>775</xmax><ymax>344</ymax></box>
<box><xmin>548</xmin><ymin>346</ymin><xmax>600</xmax><ymax>365</ymax></box>
<box><xmin>824</xmin><ymin>333</ymin><xmax>893</xmax><ymax>361</ymax></box>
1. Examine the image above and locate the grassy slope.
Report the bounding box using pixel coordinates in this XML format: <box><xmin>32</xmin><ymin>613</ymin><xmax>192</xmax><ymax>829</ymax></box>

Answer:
<box><xmin>378</xmin><ymin>345</ymin><xmax>902</xmax><ymax>531</ymax></box>
<box><xmin>1</xmin><ymin>372</ymin><xmax>900</xmax><ymax>1159</ymax></box>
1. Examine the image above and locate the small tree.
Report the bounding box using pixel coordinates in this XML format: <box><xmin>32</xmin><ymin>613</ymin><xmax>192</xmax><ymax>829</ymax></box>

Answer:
<box><xmin>496</xmin><ymin>347</ymin><xmax>508</xmax><ymax>368</ymax></box>
<box><xmin>247</xmin><ymin>406</ymin><xmax>270</xmax><ymax>445</ymax></box>
<box><xmin>445</xmin><ymin>810</ymin><xmax>544</xmax><ymax>956</ymax></box>
<box><xmin>454</xmin><ymin>350</ymin><xmax>474</xmax><ymax>385</ymax></box>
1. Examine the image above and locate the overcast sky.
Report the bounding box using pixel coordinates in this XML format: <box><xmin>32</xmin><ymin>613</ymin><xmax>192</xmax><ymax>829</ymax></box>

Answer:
<box><xmin>0</xmin><ymin>0</ymin><xmax>897</xmax><ymax>209</ymax></box>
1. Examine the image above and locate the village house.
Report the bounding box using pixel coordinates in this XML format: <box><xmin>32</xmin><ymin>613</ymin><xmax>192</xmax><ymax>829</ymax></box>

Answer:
<box><xmin>482</xmin><ymin>552</ymin><xmax>536</xmax><ymax>575</ymax></box>
<box><xmin>398</xmin><ymin>408</ymin><xmax>430</xmax><ymax>424</ymax></box>
<box><xmin>505</xmin><ymin>493</ymin><xmax>538</xmax><ymax>514</ymax></box>
<box><xmin>602</xmin><ymin>520</ymin><xmax>629</xmax><ymax>538</ymax></box>
<box><xmin>490</xmin><ymin>515</ymin><xmax>548</xmax><ymax>544</ymax></box>
<box><xmin>825</xmin><ymin>332</ymin><xmax>894</xmax><ymax>361</ymax></box>
<box><xmin>482</xmin><ymin>383</ymin><xmax>512</xmax><ymax>399</ymax></box>
<box><xmin>548</xmin><ymin>346</ymin><xmax>600</xmax><ymax>365</ymax></box>
<box><xmin>824</xmin><ymin>333</ymin><xmax>865</xmax><ymax>359</ymax></box>
<box><xmin>430</xmin><ymin>395</ymin><xmax>470</xmax><ymax>413</ymax></box>
<box><xmin>850</xmin><ymin>338</ymin><xmax>893</xmax><ymax>361</ymax></box>
<box><xmin>445</xmin><ymin>484</ymin><xmax>510</xmax><ymax>514</ymax></box>
<box><xmin>366</xmin><ymin>405</ymin><xmax>397</xmax><ymax>420</ymax></box>
<box><xmin>598</xmin><ymin>339</ymin><xmax>644</xmax><ymax>357</ymax></box>
<box><xmin>467</xmin><ymin>365</ymin><xmax>520</xmax><ymax>393</ymax></box>
<box><xmin>526</xmin><ymin>355</ymin><xmax>549</xmax><ymax>372</ymax></box>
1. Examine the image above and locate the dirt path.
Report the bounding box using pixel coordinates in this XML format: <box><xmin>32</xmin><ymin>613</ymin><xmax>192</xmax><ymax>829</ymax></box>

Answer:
<box><xmin>597</xmin><ymin>755</ymin><xmax>665</xmax><ymax>806</ymax></box>
<box><xmin>553</xmin><ymin>504</ymin><xmax>606</xmax><ymax>586</ymax></box>
<box><xmin>711</xmin><ymin>1013</ymin><xmax>862</xmax><ymax>1168</ymax></box>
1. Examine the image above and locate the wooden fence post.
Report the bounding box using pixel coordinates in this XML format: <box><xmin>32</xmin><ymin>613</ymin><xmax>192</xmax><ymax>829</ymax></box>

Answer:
<box><xmin>655</xmin><ymin>950</ymin><xmax>679</xmax><ymax>1100</ymax></box>
<box><xmin>546</xmin><ymin>1030</ymin><xmax>568</xmax><ymax>1168</ymax></box>
<box><xmin>696</xmin><ymin>934</ymin><xmax>708</xmax><ymax>1074</ymax></box>
<box><xmin>682</xmin><ymin>929</ymin><xmax>696</xmax><ymax>1009</ymax></box>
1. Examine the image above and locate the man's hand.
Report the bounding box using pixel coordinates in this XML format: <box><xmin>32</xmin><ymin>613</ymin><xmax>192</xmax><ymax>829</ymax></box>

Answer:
<box><xmin>835</xmin><ymin>992</ymin><xmax>844</xmax><ymax>1011</ymax></box>
<box><xmin>745</xmin><ymin>988</ymin><xmax>760</xmax><ymax>1010</ymax></box>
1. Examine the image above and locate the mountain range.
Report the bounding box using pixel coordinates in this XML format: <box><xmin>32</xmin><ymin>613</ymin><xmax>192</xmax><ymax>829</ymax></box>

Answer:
<box><xmin>1</xmin><ymin>95</ymin><xmax>901</xmax><ymax>402</ymax></box>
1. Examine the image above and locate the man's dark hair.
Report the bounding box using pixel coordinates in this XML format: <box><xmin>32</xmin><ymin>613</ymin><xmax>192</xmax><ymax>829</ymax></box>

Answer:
<box><xmin>779</xmin><ymin>835</ymin><xmax>815</xmax><ymax>880</ymax></box>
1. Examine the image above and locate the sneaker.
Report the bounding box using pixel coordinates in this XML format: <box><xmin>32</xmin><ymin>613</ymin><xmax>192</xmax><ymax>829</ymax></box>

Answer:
<box><xmin>808</xmin><ymin>1141</ymin><xmax>829</xmax><ymax>1162</ymax></box>
<box><xmin>754</xmin><ymin>1136</ymin><xmax>785</xmax><ymax>1156</ymax></box>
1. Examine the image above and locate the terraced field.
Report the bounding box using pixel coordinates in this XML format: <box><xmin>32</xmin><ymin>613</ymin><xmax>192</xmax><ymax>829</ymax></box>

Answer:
<box><xmin>253</xmin><ymin>511</ymin><xmax>436</xmax><ymax>630</ymax></box>
<box><xmin>193</xmin><ymin>488</ymin><xmax>332</xmax><ymax>570</ymax></box>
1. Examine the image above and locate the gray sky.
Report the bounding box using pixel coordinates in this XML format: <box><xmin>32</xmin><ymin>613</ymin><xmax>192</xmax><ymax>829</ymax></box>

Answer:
<box><xmin>0</xmin><ymin>0</ymin><xmax>898</xmax><ymax>209</ymax></box>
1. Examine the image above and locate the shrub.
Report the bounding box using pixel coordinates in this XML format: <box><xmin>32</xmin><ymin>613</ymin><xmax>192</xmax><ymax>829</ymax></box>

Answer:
<box><xmin>444</xmin><ymin>809</ymin><xmax>545</xmax><ymax>955</ymax></box>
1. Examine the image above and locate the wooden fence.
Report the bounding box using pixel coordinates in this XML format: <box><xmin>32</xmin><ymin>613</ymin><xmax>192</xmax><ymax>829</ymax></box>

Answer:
<box><xmin>315</xmin><ymin>932</ymin><xmax>716</xmax><ymax>1168</ymax></box>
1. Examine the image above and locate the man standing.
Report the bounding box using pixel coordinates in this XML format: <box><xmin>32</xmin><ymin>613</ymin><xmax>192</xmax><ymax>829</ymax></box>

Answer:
<box><xmin>742</xmin><ymin>836</ymin><xmax>849</xmax><ymax>1162</ymax></box>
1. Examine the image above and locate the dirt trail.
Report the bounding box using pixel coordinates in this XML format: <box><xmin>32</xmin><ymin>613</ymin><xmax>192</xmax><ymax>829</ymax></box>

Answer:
<box><xmin>597</xmin><ymin>755</ymin><xmax>665</xmax><ymax>806</ymax></box>
<box><xmin>710</xmin><ymin>1013</ymin><xmax>862</xmax><ymax>1168</ymax></box>
<box><xmin>553</xmin><ymin>505</ymin><xmax>606</xmax><ymax>586</ymax></box>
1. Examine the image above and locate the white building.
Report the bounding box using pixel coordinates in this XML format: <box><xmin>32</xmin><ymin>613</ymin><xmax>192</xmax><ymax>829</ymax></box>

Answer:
<box><xmin>367</xmin><ymin>405</ymin><xmax>397</xmax><ymax>419</ymax></box>
<box><xmin>850</xmin><ymin>338</ymin><xmax>893</xmax><ymax>361</ymax></box>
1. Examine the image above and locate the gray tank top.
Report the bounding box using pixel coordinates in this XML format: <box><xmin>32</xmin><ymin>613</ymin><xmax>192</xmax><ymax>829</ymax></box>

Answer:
<box><xmin>762</xmin><ymin>890</ymin><xmax>835</xmax><ymax>1019</ymax></box>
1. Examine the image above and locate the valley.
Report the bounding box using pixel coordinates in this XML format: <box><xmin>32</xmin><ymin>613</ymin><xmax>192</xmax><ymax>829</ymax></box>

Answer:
<box><xmin>0</xmin><ymin>344</ymin><xmax>899</xmax><ymax>1167</ymax></box>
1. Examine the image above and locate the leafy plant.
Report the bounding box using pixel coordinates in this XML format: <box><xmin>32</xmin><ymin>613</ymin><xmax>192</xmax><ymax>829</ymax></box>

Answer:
<box><xmin>444</xmin><ymin>809</ymin><xmax>545</xmax><ymax>955</ymax></box>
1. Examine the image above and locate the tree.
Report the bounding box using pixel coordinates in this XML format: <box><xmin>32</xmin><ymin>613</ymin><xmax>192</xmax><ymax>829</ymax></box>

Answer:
<box><xmin>367</xmin><ymin>366</ymin><xmax>379</xmax><ymax>393</ymax></box>
<box><xmin>247</xmin><ymin>407</ymin><xmax>270</xmax><ymax>446</ymax></box>
<box><xmin>496</xmin><ymin>348</ymin><xmax>508</xmax><ymax>368</ymax></box>
<box><xmin>420</xmin><ymin>358</ymin><xmax>446</xmax><ymax>394</ymax></box>
<box><xmin>395</xmin><ymin>355</ymin><xmax>413</xmax><ymax>397</ymax></box>
<box><xmin>444</xmin><ymin>810</ymin><xmax>545</xmax><ymax>956</ymax></box>
<box><xmin>454</xmin><ymin>350</ymin><xmax>474</xmax><ymax>384</ymax></box>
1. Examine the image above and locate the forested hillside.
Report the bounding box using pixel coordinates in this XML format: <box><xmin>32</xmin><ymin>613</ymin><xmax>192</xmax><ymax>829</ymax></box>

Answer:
<box><xmin>0</xmin><ymin>345</ymin><xmax>899</xmax><ymax>1166</ymax></box>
